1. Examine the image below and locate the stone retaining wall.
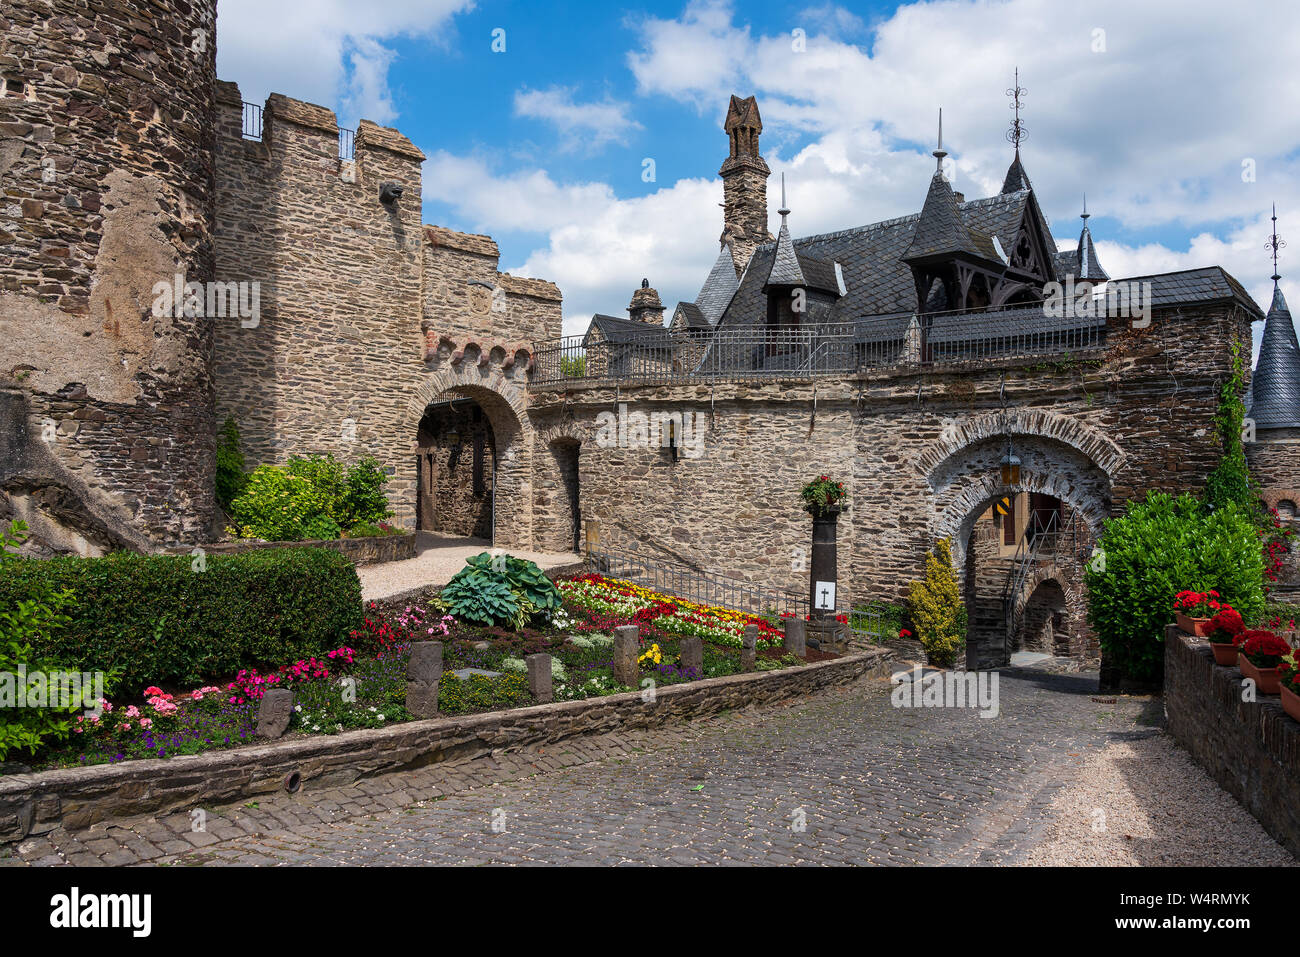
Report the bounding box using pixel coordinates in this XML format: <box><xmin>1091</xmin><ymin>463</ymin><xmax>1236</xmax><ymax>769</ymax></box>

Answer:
<box><xmin>1164</xmin><ymin>626</ymin><xmax>1300</xmax><ymax>856</ymax></box>
<box><xmin>0</xmin><ymin>647</ymin><xmax>893</xmax><ymax>842</ymax></box>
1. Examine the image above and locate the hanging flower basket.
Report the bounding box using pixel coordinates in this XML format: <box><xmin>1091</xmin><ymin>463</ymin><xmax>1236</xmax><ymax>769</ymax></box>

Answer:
<box><xmin>800</xmin><ymin>475</ymin><xmax>849</xmax><ymax>519</ymax></box>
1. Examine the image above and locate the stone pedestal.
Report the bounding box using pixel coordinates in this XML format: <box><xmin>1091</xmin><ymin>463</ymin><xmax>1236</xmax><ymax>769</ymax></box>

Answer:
<box><xmin>807</xmin><ymin>617</ymin><xmax>849</xmax><ymax>653</ymax></box>
<box><xmin>406</xmin><ymin>640</ymin><xmax>444</xmax><ymax>718</ymax></box>
<box><xmin>527</xmin><ymin>653</ymin><xmax>553</xmax><ymax>703</ymax></box>
<box><xmin>740</xmin><ymin>624</ymin><xmax>758</xmax><ymax>672</ymax></box>
<box><xmin>679</xmin><ymin>636</ymin><xmax>703</xmax><ymax>678</ymax></box>
<box><xmin>256</xmin><ymin>688</ymin><xmax>295</xmax><ymax>739</ymax></box>
<box><xmin>613</xmin><ymin>625</ymin><xmax>640</xmax><ymax>687</ymax></box>
<box><xmin>783</xmin><ymin>617</ymin><xmax>806</xmax><ymax>657</ymax></box>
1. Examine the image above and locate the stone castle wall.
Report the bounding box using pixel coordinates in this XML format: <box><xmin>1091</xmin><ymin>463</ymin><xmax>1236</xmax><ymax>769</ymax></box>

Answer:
<box><xmin>525</xmin><ymin>304</ymin><xmax>1252</xmax><ymax>607</ymax></box>
<box><xmin>210</xmin><ymin>83</ymin><xmax>561</xmax><ymax>539</ymax></box>
<box><xmin>0</xmin><ymin>0</ymin><xmax>219</xmax><ymax>554</ymax></box>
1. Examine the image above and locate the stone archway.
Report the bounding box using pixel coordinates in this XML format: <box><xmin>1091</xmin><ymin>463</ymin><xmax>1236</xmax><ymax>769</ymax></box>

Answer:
<box><xmin>533</xmin><ymin>419</ymin><xmax>590</xmax><ymax>555</ymax></box>
<box><xmin>924</xmin><ymin>423</ymin><xmax>1115</xmax><ymax>669</ymax></box>
<box><xmin>403</xmin><ymin>366</ymin><xmax>534</xmax><ymax>549</ymax></box>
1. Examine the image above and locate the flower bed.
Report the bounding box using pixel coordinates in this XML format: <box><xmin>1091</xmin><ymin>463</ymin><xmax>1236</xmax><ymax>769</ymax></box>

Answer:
<box><xmin>556</xmin><ymin>573</ymin><xmax>786</xmax><ymax>649</ymax></box>
<box><xmin>12</xmin><ymin>577</ymin><xmax>819</xmax><ymax>772</ymax></box>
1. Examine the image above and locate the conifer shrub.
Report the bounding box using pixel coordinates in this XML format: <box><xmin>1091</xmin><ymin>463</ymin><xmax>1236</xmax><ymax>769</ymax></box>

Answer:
<box><xmin>908</xmin><ymin>538</ymin><xmax>967</xmax><ymax>667</ymax></box>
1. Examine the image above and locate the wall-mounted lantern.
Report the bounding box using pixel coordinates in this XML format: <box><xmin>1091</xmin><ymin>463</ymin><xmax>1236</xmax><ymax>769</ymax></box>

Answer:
<box><xmin>999</xmin><ymin>444</ymin><xmax>1021</xmax><ymax>487</ymax></box>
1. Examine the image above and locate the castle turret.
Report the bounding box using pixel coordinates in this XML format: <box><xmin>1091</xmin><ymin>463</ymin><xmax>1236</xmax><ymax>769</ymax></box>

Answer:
<box><xmin>1</xmin><ymin>0</ymin><xmax>220</xmax><ymax>554</ymax></box>
<box><xmin>719</xmin><ymin>95</ymin><xmax>772</xmax><ymax>276</ymax></box>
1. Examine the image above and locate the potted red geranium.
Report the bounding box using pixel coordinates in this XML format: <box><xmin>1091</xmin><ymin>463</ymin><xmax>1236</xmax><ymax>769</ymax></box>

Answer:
<box><xmin>1237</xmin><ymin>630</ymin><xmax>1290</xmax><ymax>694</ymax></box>
<box><xmin>1173</xmin><ymin>590</ymin><xmax>1223</xmax><ymax>637</ymax></box>
<box><xmin>1204</xmin><ymin>606</ymin><xmax>1245</xmax><ymax>665</ymax></box>
<box><xmin>1278</xmin><ymin>652</ymin><xmax>1300</xmax><ymax>723</ymax></box>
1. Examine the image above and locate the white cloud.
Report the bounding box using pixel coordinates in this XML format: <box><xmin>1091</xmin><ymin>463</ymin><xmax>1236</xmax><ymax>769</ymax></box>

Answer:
<box><xmin>215</xmin><ymin>0</ymin><xmax>473</xmax><ymax>127</ymax></box>
<box><xmin>513</xmin><ymin>87</ymin><xmax>643</xmax><ymax>152</ymax></box>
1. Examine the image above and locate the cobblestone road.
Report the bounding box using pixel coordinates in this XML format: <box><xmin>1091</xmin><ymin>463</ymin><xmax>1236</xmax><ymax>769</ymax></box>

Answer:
<box><xmin>4</xmin><ymin>663</ymin><xmax>1287</xmax><ymax>866</ymax></box>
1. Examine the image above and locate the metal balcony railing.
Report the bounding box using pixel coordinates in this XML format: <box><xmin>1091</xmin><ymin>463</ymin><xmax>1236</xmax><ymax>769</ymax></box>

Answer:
<box><xmin>529</xmin><ymin>303</ymin><xmax>1107</xmax><ymax>389</ymax></box>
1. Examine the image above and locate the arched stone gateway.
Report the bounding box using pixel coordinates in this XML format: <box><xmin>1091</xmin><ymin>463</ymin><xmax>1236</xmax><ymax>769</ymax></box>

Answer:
<box><xmin>925</xmin><ymin>422</ymin><xmax>1115</xmax><ymax>668</ymax></box>
<box><xmin>402</xmin><ymin>365</ymin><xmax>534</xmax><ymax>549</ymax></box>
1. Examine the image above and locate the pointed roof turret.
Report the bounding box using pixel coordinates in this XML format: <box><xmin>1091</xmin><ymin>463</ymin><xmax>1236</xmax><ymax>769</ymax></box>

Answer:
<box><xmin>1074</xmin><ymin>196</ymin><xmax>1109</xmax><ymax>282</ymax></box>
<box><xmin>903</xmin><ymin>115</ymin><xmax>983</xmax><ymax>261</ymax></box>
<box><xmin>764</xmin><ymin>173</ymin><xmax>806</xmax><ymax>288</ymax></box>
<box><xmin>1251</xmin><ymin>207</ymin><xmax>1300</xmax><ymax>430</ymax></box>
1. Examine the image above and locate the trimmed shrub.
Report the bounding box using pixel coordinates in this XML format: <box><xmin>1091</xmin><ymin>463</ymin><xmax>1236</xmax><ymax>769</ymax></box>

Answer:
<box><xmin>228</xmin><ymin>454</ymin><xmax>393</xmax><ymax>542</ymax></box>
<box><xmin>1087</xmin><ymin>491</ymin><xmax>1265</xmax><ymax>684</ymax></box>
<box><xmin>908</xmin><ymin>538</ymin><xmax>966</xmax><ymax>667</ymax></box>
<box><xmin>0</xmin><ymin>547</ymin><xmax>363</xmax><ymax>695</ymax></box>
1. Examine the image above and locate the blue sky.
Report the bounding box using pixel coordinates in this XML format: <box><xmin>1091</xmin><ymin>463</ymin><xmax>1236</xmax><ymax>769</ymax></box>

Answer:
<box><xmin>217</xmin><ymin>0</ymin><xmax>1300</xmax><ymax>344</ymax></box>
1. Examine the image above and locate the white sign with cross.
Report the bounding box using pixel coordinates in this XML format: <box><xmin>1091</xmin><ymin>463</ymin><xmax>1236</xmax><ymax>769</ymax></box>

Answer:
<box><xmin>814</xmin><ymin>581</ymin><xmax>836</xmax><ymax>611</ymax></box>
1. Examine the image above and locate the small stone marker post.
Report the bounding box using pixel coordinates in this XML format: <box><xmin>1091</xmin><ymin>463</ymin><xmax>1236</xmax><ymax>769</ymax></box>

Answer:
<box><xmin>256</xmin><ymin>688</ymin><xmax>294</xmax><ymax>739</ymax></box>
<box><xmin>741</xmin><ymin>624</ymin><xmax>758</xmax><ymax>672</ymax></box>
<box><xmin>784</xmin><ymin>616</ymin><xmax>806</xmax><ymax>657</ymax></box>
<box><xmin>613</xmin><ymin>625</ymin><xmax>640</xmax><ymax>687</ymax></box>
<box><xmin>527</xmin><ymin>653</ymin><xmax>553</xmax><ymax>704</ymax></box>
<box><xmin>680</xmin><ymin>636</ymin><xmax>703</xmax><ymax>679</ymax></box>
<box><xmin>406</xmin><ymin>640</ymin><xmax>443</xmax><ymax>719</ymax></box>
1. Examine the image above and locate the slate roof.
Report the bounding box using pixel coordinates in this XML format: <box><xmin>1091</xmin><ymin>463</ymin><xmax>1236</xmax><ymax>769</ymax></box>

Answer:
<box><xmin>1111</xmin><ymin>266</ymin><xmax>1264</xmax><ymax>320</ymax></box>
<box><xmin>672</xmin><ymin>301</ymin><xmax>711</xmax><ymax>332</ymax></box>
<box><xmin>1054</xmin><ymin>224</ymin><xmax>1110</xmax><ymax>282</ymax></box>
<box><xmin>903</xmin><ymin>171</ymin><xmax>984</xmax><ymax>261</ymax></box>
<box><xmin>583</xmin><ymin>313</ymin><xmax>673</xmax><ymax>346</ymax></box>
<box><xmin>695</xmin><ymin>245</ymin><xmax>739</xmax><ymax>324</ymax></box>
<box><xmin>713</xmin><ymin>189</ymin><xmax>1045</xmax><ymax>331</ymax></box>
<box><xmin>1249</xmin><ymin>285</ymin><xmax>1300</xmax><ymax>429</ymax></box>
<box><xmin>1002</xmin><ymin>153</ymin><xmax>1033</xmax><ymax>194</ymax></box>
<box><xmin>765</xmin><ymin>218</ymin><xmax>806</xmax><ymax>287</ymax></box>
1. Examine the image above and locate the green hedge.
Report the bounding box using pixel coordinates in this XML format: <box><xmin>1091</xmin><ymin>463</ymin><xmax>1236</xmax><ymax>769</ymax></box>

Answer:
<box><xmin>0</xmin><ymin>548</ymin><xmax>363</xmax><ymax>695</ymax></box>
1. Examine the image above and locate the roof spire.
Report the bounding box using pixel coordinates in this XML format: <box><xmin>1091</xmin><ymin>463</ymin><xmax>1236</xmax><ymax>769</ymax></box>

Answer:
<box><xmin>1006</xmin><ymin>67</ymin><xmax>1027</xmax><ymax>157</ymax></box>
<box><xmin>933</xmin><ymin>108</ymin><xmax>947</xmax><ymax>173</ymax></box>
<box><xmin>1081</xmin><ymin>194</ymin><xmax>1089</xmax><ymax>222</ymax></box>
<box><xmin>1269</xmin><ymin>203</ymin><xmax>1286</xmax><ymax>286</ymax></box>
<box><xmin>779</xmin><ymin>171</ymin><xmax>790</xmax><ymax>225</ymax></box>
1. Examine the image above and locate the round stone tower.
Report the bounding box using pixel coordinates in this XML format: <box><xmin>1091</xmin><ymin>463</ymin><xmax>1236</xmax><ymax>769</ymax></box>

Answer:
<box><xmin>0</xmin><ymin>0</ymin><xmax>219</xmax><ymax>553</ymax></box>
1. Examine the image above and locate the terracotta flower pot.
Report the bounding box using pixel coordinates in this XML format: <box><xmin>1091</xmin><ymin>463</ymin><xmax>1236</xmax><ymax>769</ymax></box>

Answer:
<box><xmin>1176</xmin><ymin>612</ymin><xmax>1212</xmax><ymax>637</ymax></box>
<box><xmin>1209</xmin><ymin>640</ymin><xmax>1239</xmax><ymax>666</ymax></box>
<box><xmin>1282</xmin><ymin>685</ymin><xmax>1300</xmax><ymax>723</ymax></box>
<box><xmin>1238</xmin><ymin>654</ymin><xmax>1282</xmax><ymax>695</ymax></box>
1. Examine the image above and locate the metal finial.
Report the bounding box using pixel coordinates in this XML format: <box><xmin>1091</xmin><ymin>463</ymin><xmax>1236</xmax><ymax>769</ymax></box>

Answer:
<box><xmin>1081</xmin><ymin>194</ymin><xmax>1089</xmax><ymax>222</ymax></box>
<box><xmin>933</xmin><ymin>108</ymin><xmax>947</xmax><ymax>170</ymax></box>
<box><xmin>778</xmin><ymin>172</ymin><xmax>790</xmax><ymax>223</ymax></box>
<box><xmin>1005</xmin><ymin>67</ymin><xmax>1027</xmax><ymax>154</ymax></box>
<box><xmin>1268</xmin><ymin>203</ymin><xmax>1286</xmax><ymax>284</ymax></box>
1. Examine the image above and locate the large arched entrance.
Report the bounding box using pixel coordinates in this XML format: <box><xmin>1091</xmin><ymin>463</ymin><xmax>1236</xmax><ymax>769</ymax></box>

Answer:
<box><xmin>405</xmin><ymin>371</ymin><xmax>533</xmax><ymax>549</ymax></box>
<box><xmin>923</xmin><ymin>413</ymin><xmax>1118</xmax><ymax>669</ymax></box>
<box><xmin>416</xmin><ymin>396</ymin><xmax>496</xmax><ymax>539</ymax></box>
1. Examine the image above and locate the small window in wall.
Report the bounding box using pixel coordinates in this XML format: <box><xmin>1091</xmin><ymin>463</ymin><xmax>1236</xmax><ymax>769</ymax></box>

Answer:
<box><xmin>1279</xmin><ymin>500</ymin><xmax>1296</xmax><ymax>521</ymax></box>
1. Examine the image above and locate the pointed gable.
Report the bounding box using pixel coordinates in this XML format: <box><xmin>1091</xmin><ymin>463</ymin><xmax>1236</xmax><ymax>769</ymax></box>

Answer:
<box><xmin>1002</xmin><ymin>153</ymin><xmax>1033</xmax><ymax>194</ymax></box>
<box><xmin>903</xmin><ymin>171</ymin><xmax>981</xmax><ymax>261</ymax></box>
<box><xmin>1251</xmin><ymin>286</ymin><xmax>1300</xmax><ymax>430</ymax></box>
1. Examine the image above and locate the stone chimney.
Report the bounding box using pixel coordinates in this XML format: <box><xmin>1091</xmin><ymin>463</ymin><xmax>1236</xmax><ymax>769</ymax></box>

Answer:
<box><xmin>719</xmin><ymin>94</ymin><xmax>772</xmax><ymax>276</ymax></box>
<box><xmin>628</xmin><ymin>279</ymin><xmax>665</xmax><ymax>326</ymax></box>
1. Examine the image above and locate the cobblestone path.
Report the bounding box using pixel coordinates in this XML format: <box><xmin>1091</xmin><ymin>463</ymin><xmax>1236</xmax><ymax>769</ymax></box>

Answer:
<box><xmin>2</xmin><ymin>664</ymin><xmax>1286</xmax><ymax>866</ymax></box>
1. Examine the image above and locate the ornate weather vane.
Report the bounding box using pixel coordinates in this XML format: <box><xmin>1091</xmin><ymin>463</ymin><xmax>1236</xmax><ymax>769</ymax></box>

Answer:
<box><xmin>1006</xmin><ymin>67</ymin><xmax>1027</xmax><ymax>155</ymax></box>
<box><xmin>1268</xmin><ymin>203</ymin><xmax>1286</xmax><ymax>285</ymax></box>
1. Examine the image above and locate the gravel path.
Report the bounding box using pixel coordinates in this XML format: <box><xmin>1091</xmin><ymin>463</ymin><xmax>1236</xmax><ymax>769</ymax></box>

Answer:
<box><xmin>1022</xmin><ymin>733</ymin><xmax>1296</xmax><ymax>866</ymax></box>
<box><xmin>358</xmin><ymin>532</ymin><xmax>578</xmax><ymax>601</ymax></box>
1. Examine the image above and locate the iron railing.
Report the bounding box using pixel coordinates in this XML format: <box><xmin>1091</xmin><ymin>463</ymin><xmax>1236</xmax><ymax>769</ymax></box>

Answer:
<box><xmin>240</xmin><ymin>101</ymin><xmax>356</xmax><ymax>161</ymax></box>
<box><xmin>241</xmin><ymin>101</ymin><xmax>263</xmax><ymax>141</ymax></box>
<box><xmin>582</xmin><ymin>544</ymin><xmax>886</xmax><ymax>643</ymax></box>
<box><xmin>530</xmin><ymin>303</ymin><xmax>1107</xmax><ymax>389</ymax></box>
<box><xmin>1001</xmin><ymin>506</ymin><xmax>1092</xmax><ymax>648</ymax></box>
